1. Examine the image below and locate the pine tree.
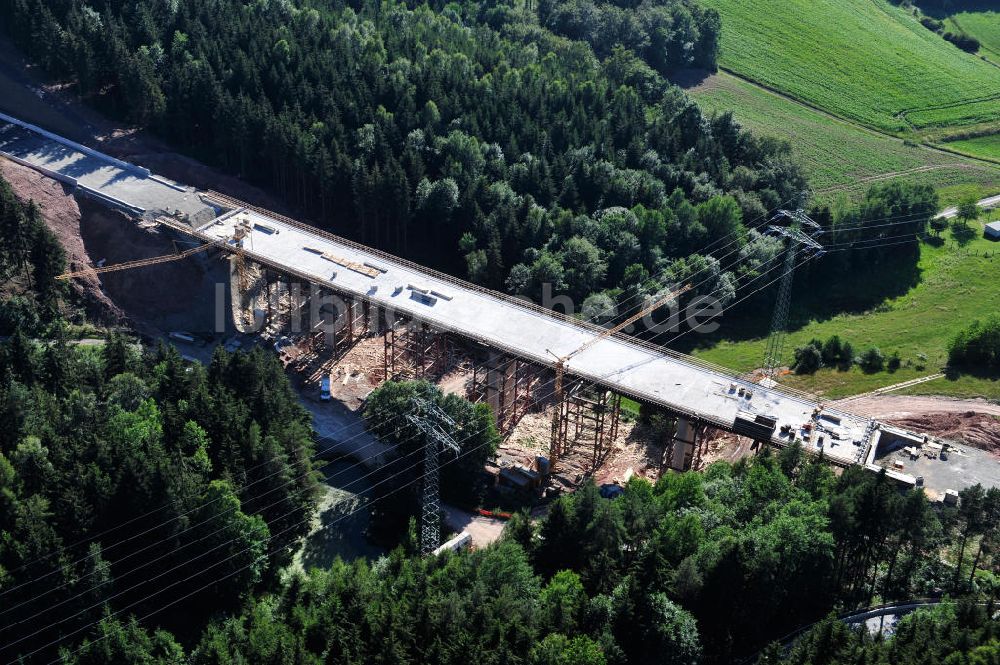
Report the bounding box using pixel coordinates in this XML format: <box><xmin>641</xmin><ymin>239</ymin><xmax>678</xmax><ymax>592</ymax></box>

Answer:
<box><xmin>27</xmin><ymin>205</ymin><xmax>65</xmax><ymax>316</ymax></box>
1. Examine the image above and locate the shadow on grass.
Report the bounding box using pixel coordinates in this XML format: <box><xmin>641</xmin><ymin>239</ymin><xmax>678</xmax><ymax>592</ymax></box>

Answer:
<box><xmin>672</xmin><ymin>67</ymin><xmax>715</xmax><ymax>90</ymax></box>
<box><xmin>951</xmin><ymin>222</ymin><xmax>978</xmax><ymax>246</ymax></box>
<box><xmin>676</xmin><ymin>250</ymin><xmax>923</xmax><ymax>353</ymax></box>
<box><xmin>912</xmin><ymin>0</ymin><xmax>999</xmax><ymax>19</ymax></box>
<box><xmin>943</xmin><ymin>366</ymin><xmax>1000</xmax><ymax>383</ymax></box>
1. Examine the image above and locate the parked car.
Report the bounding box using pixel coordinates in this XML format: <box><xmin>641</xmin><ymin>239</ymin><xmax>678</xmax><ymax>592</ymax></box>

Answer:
<box><xmin>599</xmin><ymin>483</ymin><xmax>625</xmax><ymax>499</ymax></box>
<box><xmin>320</xmin><ymin>376</ymin><xmax>332</xmax><ymax>401</ymax></box>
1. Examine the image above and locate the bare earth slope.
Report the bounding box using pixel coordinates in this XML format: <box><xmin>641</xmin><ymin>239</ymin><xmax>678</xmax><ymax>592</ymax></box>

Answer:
<box><xmin>0</xmin><ymin>158</ymin><xmax>123</xmax><ymax>322</ymax></box>
<box><xmin>837</xmin><ymin>395</ymin><xmax>1000</xmax><ymax>452</ymax></box>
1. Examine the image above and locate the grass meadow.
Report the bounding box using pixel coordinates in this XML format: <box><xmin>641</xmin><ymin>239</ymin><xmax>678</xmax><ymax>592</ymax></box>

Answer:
<box><xmin>688</xmin><ymin>72</ymin><xmax>1000</xmax><ymax>204</ymax></box>
<box><xmin>947</xmin><ymin>9</ymin><xmax>1000</xmax><ymax>61</ymax></box>
<box><xmin>692</xmin><ymin>214</ymin><xmax>1000</xmax><ymax>399</ymax></box>
<box><xmin>701</xmin><ymin>0</ymin><xmax>1000</xmax><ymax>135</ymax></box>
<box><xmin>945</xmin><ymin>133</ymin><xmax>1000</xmax><ymax>162</ymax></box>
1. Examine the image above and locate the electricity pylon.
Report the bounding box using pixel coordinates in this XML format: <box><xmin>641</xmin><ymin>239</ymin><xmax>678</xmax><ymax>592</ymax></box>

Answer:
<box><xmin>406</xmin><ymin>398</ymin><xmax>460</xmax><ymax>555</ymax></box>
<box><xmin>760</xmin><ymin>207</ymin><xmax>825</xmax><ymax>384</ymax></box>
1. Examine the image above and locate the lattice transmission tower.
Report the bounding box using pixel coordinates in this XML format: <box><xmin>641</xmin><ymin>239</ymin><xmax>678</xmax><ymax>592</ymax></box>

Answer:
<box><xmin>406</xmin><ymin>398</ymin><xmax>460</xmax><ymax>555</ymax></box>
<box><xmin>759</xmin><ymin>206</ymin><xmax>825</xmax><ymax>384</ymax></box>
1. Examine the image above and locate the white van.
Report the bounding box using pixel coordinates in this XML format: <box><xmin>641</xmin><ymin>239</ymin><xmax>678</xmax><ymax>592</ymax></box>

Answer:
<box><xmin>319</xmin><ymin>376</ymin><xmax>332</xmax><ymax>401</ymax></box>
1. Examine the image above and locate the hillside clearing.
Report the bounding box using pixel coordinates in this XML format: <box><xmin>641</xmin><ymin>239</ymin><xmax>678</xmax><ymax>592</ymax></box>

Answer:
<box><xmin>701</xmin><ymin>0</ymin><xmax>1000</xmax><ymax>135</ymax></box>
<box><xmin>687</xmin><ymin>71</ymin><xmax>1000</xmax><ymax>204</ymax></box>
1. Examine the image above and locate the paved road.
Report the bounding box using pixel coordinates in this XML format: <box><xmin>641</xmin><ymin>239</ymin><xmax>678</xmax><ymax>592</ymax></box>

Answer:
<box><xmin>442</xmin><ymin>504</ymin><xmax>507</xmax><ymax>549</ymax></box>
<box><xmin>303</xmin><ymin>398</ymin><xmax>394</xmax><ymax>467</ymax></box>
<box><xmin>934</xmin><ymin>193</ymin><xmax>1000</xmax><ymax>219</ymax></box>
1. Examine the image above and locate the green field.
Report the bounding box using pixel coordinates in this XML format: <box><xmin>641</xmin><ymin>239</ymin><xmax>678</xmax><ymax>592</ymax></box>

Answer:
<box><xmin>694</xmin><ymin>217</ymin><xmax>1000</xmax><ymax>399</ymax></box>
<box><xmin>945</xmin><ymin>133</ymin><xmax>1000</xmax><ymax>161</ymax></box>
<box><xmin>688</xmin><ymin>72</ymin><xmax>1000</xmax><ymax>202</ymax></box>
<box><xmin>947</xmin><ymin>9</ymin><xmax>1000</xmax><ymax>60</ymax></box>
<box><xmin>701</xmin><ymin>0</ymin><xmax>1000</xmax><ymax>135</ymax></box>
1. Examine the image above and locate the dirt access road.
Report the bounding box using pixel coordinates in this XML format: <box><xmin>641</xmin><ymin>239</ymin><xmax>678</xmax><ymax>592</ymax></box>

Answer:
<box><xmin>835</xmin><ymin>395</ymin><xmax>1000</xmax><ymax>453</ymax></box>
<box><xmin>838</xmin><ymin>395</ymin><xmax>1000</xmax><ymax>419</ymax></box>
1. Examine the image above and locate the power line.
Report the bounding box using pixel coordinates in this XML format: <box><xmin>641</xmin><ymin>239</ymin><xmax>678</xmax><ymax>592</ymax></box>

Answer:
<box><xmin>3</xmin><ymin>193</ymin><xmax>824</xmax><ymax>660</ymax></box>
<box><xmin>21</xmin><ymin>251</ymin><xmax>822</xmax><ymax>664</ymax></box>
<box><xmin>760</xmin><ymin>204</ymin><xmax>825</xmax><ymax>383</ymax></box>
<box><xmin>4</xmin><ymin>194</ymin><xmax>814</xmax><ymax>655</ymax></box>
<box><xmin>1</xmin><ymin>194</ymin><xmax>794</xmax><ymax>592</ymax></box>
<box><xmin>7</xmin><ymin>240</ymin><xmax>811</xmax><ymax>659</ymax></box>
<box><xmin>22</xmin><ymin>166</ymin><xmax>933</xmax><ymax>662</ymax></box>
<box><xmin>0</xmin><ymin>398</ymin><xmax>407</xmax><ymax>592</ymax></box>
<box><xmin>0</xmin><ymin>407</ymin><xmax>405</xmax><ymax>607</ymax></box>
<box><xmin>3</xmin><ymin>230</ymin><xmax>798</xmax><ymax>635</ymax></box>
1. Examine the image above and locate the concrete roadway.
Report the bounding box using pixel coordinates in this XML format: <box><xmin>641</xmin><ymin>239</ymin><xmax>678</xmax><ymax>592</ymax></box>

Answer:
<box><xmin>190</xmin><ymin>207</ymin><xmax>873</xmax><ymax>466</ymax></box>
<box><xmin>9</xmin><ymin>110</ymin><xmax>998</xmax><ymax>468</ymax></box>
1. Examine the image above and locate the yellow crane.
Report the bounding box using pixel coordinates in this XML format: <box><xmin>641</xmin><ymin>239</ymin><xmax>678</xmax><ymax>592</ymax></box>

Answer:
<box><xmin>56</xmin><ymin>243</ymin><xmax>213</xmax><ymax>280</ymax></box>
<box><xmin>547</xmin><ymin>284</ymin><xmax>691</xmax><ymax>468</ymax></box>
<box><xmin>56</xmin><ymin>220</ymin><xmax>252</xmax><ymax>281</ymax></box>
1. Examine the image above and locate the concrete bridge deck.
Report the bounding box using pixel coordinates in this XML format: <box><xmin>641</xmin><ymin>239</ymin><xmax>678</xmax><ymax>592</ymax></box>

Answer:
<box><xmin>182</xmin><ymin>205</ymin><xmax>872</xmax><ymax>465</ymax></box>
<box><xmin>0</xmin><ymin>112</ymin><xmax>874</xmax><ymax>466</ymax></box>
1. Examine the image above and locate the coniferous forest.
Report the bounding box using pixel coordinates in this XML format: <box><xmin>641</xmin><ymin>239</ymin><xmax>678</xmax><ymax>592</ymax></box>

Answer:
<box><xmin>0</xmin><ymin>0</ymin><xmax>939</xmax><ymax>316</ymax></box>
<box><xmin>2</xmin><ymin>319</ymin><xmax>999</xmax><ymax>663</ymax></box>
<box><xmin>0</xmin><ymin>178</ymin><xmax>995</xmax><ymax>663</ymax></box>
<box><xmin>5</xmin><ymin>0</ymin><xmax>797</xmax><ymax>310</ymax></box>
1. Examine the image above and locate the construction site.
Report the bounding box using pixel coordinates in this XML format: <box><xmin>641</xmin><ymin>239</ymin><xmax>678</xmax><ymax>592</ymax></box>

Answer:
<box><xmin>2</xmin><ymin>108</ymin><xmax>997</xmax><ymax>514</ymax></box>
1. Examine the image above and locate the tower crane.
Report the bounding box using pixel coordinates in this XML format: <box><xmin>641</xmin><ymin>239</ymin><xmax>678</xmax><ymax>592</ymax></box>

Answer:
<box><xmin>56</xmin><ymin>243</ymin><xmax>212</xmax><ymax>280</ymax></box>
<box><xmin>55</xmin><ymin>218</ymin><xmax>253</xmax><ymax>281</ymax></box>
<box><xmin>547</xmin><ymin>283</ymin><xmax>691</xmax><ymax>469</ymax></box>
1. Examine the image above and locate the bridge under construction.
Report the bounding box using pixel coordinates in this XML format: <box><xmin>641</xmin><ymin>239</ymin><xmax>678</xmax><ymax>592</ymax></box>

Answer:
<box><xmin>1</xmin><ymin>111</ymin><xmax>920</xmax><ymax>477</ymax></box>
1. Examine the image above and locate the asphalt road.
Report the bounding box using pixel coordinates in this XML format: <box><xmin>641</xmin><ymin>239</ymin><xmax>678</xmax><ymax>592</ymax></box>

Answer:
<box><xmin>935</xmin><ymin>193</ymin><xmax>1000</xmax><ymax>219</ymax></box>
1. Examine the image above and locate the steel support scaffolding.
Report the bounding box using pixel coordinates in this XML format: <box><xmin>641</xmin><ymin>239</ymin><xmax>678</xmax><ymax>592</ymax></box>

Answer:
<box><xmin>550</xmin><ymin>381</ymin><xmax>622</xmax><ymax>472</ymax></box>
<box><xmin>469</xmin><ymin>353</ymin><xmax>540</xmax><ymax>436</ymax></box>
<box><xmin>383</xmin><ymin>321</ymin><xmax>454</xmax><ymax>381</ymax></box>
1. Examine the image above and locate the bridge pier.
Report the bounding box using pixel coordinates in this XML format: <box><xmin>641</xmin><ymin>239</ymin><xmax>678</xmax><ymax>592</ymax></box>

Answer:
<box><xmin>303</xmin><ymin>286</ymin><xmax>362</xmax><ymax>355</ymax></box>
<box><xmin>666</xmin><ymin>416</ymin><xmax>703</xmax><ymax>471</ymax></box>
<box><xmin>550</xmin><ymin>381</ymin><xmax>621</xmax><ymax>473</ymax></box>
<box><xmin>469</xmin><ymin>353</ymin><xmax>539</xmax><ymax>436</ymax></box>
